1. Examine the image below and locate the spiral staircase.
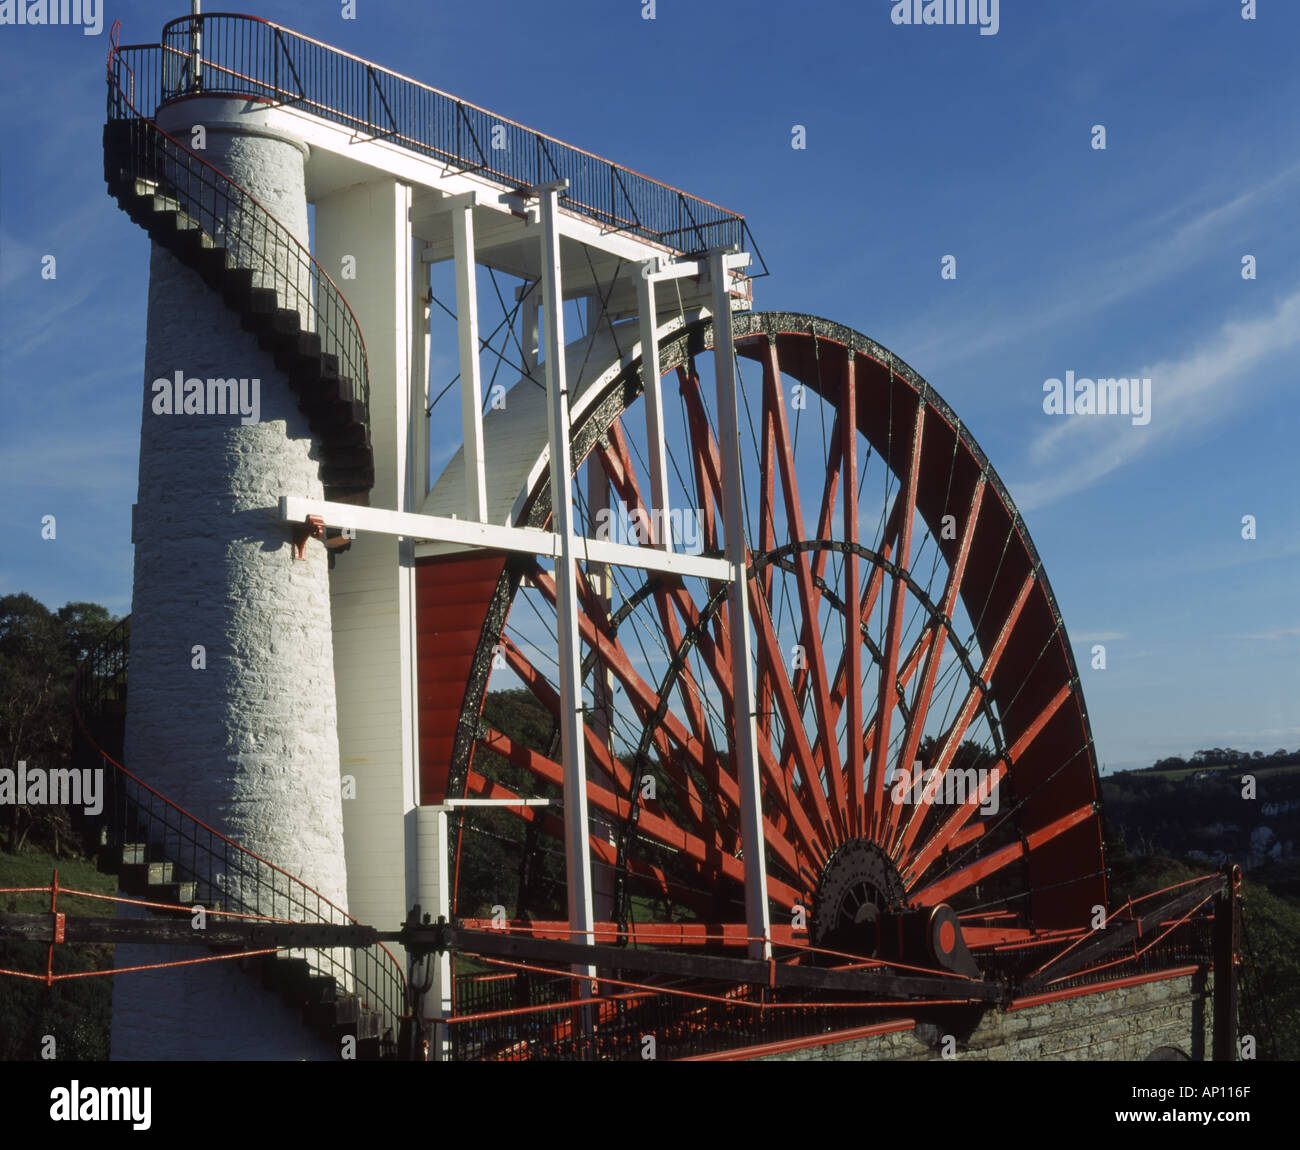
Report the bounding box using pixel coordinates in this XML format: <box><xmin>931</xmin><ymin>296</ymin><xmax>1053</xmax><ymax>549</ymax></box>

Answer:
<box><xmin>73</xmin><ymin>618</ymin><xmax>406</xmax><ymax>1059</ymax></box>
<box><xmin>91</xmin><ymin>24</ymin><xmax>402</xmax><ymax>1057</ymax></box>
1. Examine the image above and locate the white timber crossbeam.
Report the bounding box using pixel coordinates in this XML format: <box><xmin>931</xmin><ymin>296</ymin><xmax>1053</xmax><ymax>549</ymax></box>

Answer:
<box><xmin>278</xmin><ymin>497</ymin><xmax>733</xmax><ymax>581</ymax></box>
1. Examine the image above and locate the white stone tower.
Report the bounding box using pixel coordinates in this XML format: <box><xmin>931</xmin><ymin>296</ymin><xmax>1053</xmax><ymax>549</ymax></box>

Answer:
<box><xmin>112</xmin><ymin>98</ymin><xmax>350</xmax><ymax>1061</ymax></box>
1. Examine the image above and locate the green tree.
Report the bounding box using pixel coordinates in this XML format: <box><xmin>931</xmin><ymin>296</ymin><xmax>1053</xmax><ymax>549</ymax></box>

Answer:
<box><xmin>0</xmin><ymin>594</ymin><xmax>117</xmax><ymax>854</ymax></box>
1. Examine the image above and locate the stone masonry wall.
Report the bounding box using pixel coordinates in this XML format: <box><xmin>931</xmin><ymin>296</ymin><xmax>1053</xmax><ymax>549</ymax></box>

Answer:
<box><xmin>755</xmin><ymin>970</ymin><xmax>1213</xmax><ymax>1062</ymax></box>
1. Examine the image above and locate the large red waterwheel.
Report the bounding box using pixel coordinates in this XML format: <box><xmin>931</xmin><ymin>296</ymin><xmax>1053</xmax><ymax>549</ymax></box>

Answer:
<box><xmin>417</xmin><ymin>311</ymin><xmax>1105</xmax><ymax>979</ymax></box>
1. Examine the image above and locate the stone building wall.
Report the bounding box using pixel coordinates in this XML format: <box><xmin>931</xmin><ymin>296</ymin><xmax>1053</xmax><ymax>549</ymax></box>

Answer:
<box><xmin>753</xmin><ymin>970</ymin><xmax>1213</xmax><ymax>1062</ymax></box>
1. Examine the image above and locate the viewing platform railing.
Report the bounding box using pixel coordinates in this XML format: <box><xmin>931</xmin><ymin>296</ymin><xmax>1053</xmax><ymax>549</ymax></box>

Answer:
<box><xmin>111</xmin><ymin>12</ymin><xmax>762</xmax><ymax>266</ymax></box>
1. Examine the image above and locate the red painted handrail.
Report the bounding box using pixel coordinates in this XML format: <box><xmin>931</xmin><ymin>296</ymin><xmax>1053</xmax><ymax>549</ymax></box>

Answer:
<box><xmin>72</xmin><ymin>616</ymin><xmax>408</xmax><ymax>1033</ymax></box>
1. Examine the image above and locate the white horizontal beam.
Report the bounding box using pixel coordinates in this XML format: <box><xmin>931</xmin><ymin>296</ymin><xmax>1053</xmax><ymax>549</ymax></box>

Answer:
<box><xmin>280</xmin><ymin>496</ymin><xmax>734</xmax><ymax>582</ymax></box>
<box><xmin>429</xmin><ymin>190</ymin><xmax>477</xmax><ymax>214</ymax></box>
<box><xmin>577</xmin><ymin>535</ymin><xmax>731</xmax><ymax>580</ymax></box>
<box><xmin>438</xmin><ymin>798</ymin><xmax>554</xmax><ymax>808</ymax></box>
<box><xmin>643</xmin><ymin>252</ymin><xmax>750</xmax><ymax>283</ymax></box>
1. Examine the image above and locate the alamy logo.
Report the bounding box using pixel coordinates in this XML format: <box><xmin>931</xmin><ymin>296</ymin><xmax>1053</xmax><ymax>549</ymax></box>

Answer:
<box><xmin>49</xmin><ymin>1081</ymin><xmax>151</xmax><ymax>1131</ymax></box>
<box><xmin>594</xmin><ymin>500</ymin><xmax>704</xmax><ymax>556</ymax></box>
<box><xmin>891</xmin><ymin>0</ymin><xmax>999</xmax><ymax>36</ymax></box>
<box><xmin>0</xmin><ymin>0</ymin><xmax>103</xmax><ymax>35</ymax></box>
<box><xmin>890</xmin><ymin>762</ymin><xmax>1001</xmax><ymax>815</ymax></box>
<box><xmin>0</xmin><ymin>762</ymin><xmax>103</xmax><ymax>816</ymax></box>
<box><xmin>151</xmin><ymin>371</ymin><xmax>261</xmax><ymax>425</ymax></box>
<box><xmin>1042</xmin><ymin>371</ymin><xmax>1151</xmax><ymax>426</ymax></box>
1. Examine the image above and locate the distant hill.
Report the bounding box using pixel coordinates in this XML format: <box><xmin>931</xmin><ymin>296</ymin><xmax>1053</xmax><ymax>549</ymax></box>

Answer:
<box><xmin>1101</xmin><ymin>750</ymin><xmax>1300</xmax><ymax>872</ymax></box>
<box><xmin>1101</xmin><ymin>748</ymin><xmax>1300</xmax><ymax>1061</ymax></box>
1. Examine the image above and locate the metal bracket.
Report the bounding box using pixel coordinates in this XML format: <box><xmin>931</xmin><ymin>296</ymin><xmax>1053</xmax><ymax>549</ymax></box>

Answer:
<box><xmin>291</xmin><ymin>514</ymin><xmax>326</xmax><ymax>560</ymax></box>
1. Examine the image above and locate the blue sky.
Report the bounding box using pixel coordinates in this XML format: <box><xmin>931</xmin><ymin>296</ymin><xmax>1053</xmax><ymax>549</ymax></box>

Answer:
<box><xmin>1</xmin><ymin>0</ymin><xmax>1296</xmax><ymax>771</ymax></box>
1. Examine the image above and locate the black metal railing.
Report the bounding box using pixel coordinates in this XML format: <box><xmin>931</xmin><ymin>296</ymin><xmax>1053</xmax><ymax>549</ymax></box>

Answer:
<box><xmin>447</xmin><ymin>966</ymin><xmax>894</xmax><ymax>1061</ymax></box>
<box><xmin>73</xmin><ymin>617</ymin><xmax>407</xmax><ymax>1049</ymax></box>
<box><xmin>106</xmin><ymin>31</ymin><xmax>371</xmax><ymax>450</ymax></box>
<box><xmin>109</xmin><ymin>12</ymin><xmax>759</xmax><ymax>263</ymax></box>
<box><xmin>445</xmin><ymin>909</ymin><xmax>1222</xmax><ymax>1061</ymax></box>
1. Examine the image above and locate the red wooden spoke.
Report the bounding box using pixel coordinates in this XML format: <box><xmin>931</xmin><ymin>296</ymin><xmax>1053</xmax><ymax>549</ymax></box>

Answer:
<box><xmin>882</xmin><ymin>479</ymin><xmax>986</xmax><ymax>851</ymax></box>
<box><xmin>757</xmin><ymin>392</ymin><xmax>778</xmax><ymax>744</ymax></box>
<box><xmin>762</xmin><ymin>341</ymin><xmax>847</xmax><ymax>839</ymax></box>
<box><xmin>518</xmin><ymin>567</ymin><xmax>825</xmax><ymax>884</ymax></box>
<box><xmin>864</xmin><ymin>399</ymin><xmax>926</xmax><ymax>842</ymax></box>
<box><xmin>909</xmin><ymin>803</ymin><xmax>1097</xmax><ymax>907</ymax></box>
<box><xmin>492</xmin><ymin>622</ymin><xmax>703</xmax><ymax>850</ymax></box>
<box><xmin>949</xmin><ymin>821</ymin><xmax>990</xmax><ymax>853</ymax></box>
<box><xmin>517</xmin><ymin>566</ymin><xmax>727</xmax><ymax>841</ymax></box>
<box><xmin>783</xmin><ymin>412</ymin><xmax>844</xmax><ymax>811</ymax></box>
<box><xmin>571</xmin><ymin>527</ymin><xmax>733</xmax><ymax>844</ymax></box>
<box><xmin>901</xmin><ymin>677</ymin><xmax>1076</xmax><ymax>890</ymax></box>
<box><xmin>678</xmin><ymin>365</ymin><xmax>737</xmax><ymax>673</ymax></box>
<box><xmin>758</xmin><ymin>385</ymin><xmax>778</xmax><ymax>603</ymax></box>
<box><xmin>660</xmin><ymin>576</ymin><xmax>827</xmax><ymax>866</ymax></box>
<box><xmin>677</xmin><ymin>365</ymin><xmax>833</xmax><ymax>868</ymax></box>
<box><xmin>841</xmin><ymin>351</ymin><xmax>863</xmax><ymax>838</ymax></box>
<box><xmin>789</xmin><ymin>409</ymin><xmax>842</xmax><ymax>702</ymax></box>
<box><xmin>678</xmin><ymin>365</ymin><xmax>719</xmax><ymax>553</ymax></box>
<box><xmin>463</xmin><ymin>769</ymin><xmax>720</xmax><ymax>917</ymax></box>
<box><xmin>894</xmin><ymin>571</ymin><xmax>1037</xmax><ymax>876</ymax></box>
<box><xmin>594</xmin><ymin>426</ymin><xmax>730</xmax><ymax>810</ymax></box>
<box><xmin>899</xmin><ymin>761</ymin><xmax>1007</xmax><ymax>889</ymax></box>
<box><xmin>479</xmin><ymin>727</ymin><xmax>743</xmax><ymax>883</ymax></box>
<box><xmin>655</xmin><ymin>565</ymin><xmax>829</xmax><ymax>875</ymax></box>
<box><xmin>849</xmin><ymin>608</ymin><xmax>935</xmax><ymax>799</ymax></box>
<box><xmin>600</xmin><ymin>523</ymin><xmax>827</xmax><ymax>881</ymax></box>
<box><xmin>747</xmin><ymin>572</ymin><xmax>837</xmax><ymax>852</ymax></box>
<box><xmin>810</xmin><ymin>411</ymin><xmax>842</xmax><ymax>586</ymax></box>
<box><xmin>599</xmin><ymin>420</ymin><xmax>729</xmax><ymax>745</ymax></box>
<box><xmin>827</xmin><ymin>484</ymin><xmax>907</xmax><ymax>717</ymax></box>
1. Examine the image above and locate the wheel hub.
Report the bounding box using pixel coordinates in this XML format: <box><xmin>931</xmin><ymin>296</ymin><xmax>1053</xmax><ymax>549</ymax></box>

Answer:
<box><xmin>810</xmin><ymin>839</ymin><xmax>908</xmax><ymax>953</ymax></box>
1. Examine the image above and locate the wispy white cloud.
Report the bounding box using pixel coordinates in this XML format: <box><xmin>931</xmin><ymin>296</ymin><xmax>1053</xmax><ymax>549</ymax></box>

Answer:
<box><xmin>1071</xmin><ymin>631</ymin><xmax>1127</xmax><ymax>642</ymax></box>
<box><xmin>1012</xmin><ymin>285</ymin><xmax>1300</xmax><ymax>511</ymax></box>
<box><xmin>0</xmin><ymin>228</ymin><xmax>42</xmax><ymax>291</ymax></box>
<box><xmin>1217</xmin><ymin>627</ymin><xmax>1300</xmax><ymax>641</ymax></box>
<box><xmin>0</xmin><ymin>434</ymin><xmax>136</xmax><ymax>494</ymax></box>
<box><xmin>899</xmin><ymin>162</ymin><xmax>1300</xmax><ymax>369</ymax></box>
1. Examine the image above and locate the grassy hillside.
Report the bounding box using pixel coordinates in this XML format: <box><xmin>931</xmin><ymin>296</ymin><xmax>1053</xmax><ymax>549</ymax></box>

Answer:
<box><xmin>0</xmin><ymin>847</ymin><xmax>115</xmax><ymax>1060</ymax></box>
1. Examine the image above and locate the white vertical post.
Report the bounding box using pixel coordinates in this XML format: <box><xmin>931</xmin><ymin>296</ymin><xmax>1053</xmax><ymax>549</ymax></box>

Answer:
<box><xmin>519</xmin><ymin>282</ymin><xmax>541</xmax><ymax>379</ymax></box>
<box><xmin>412</xmin><ymin>261</ymin><xmax>432</xmax><ymax>505</ymax></box>
<box><xmin>417</xmin><ymin>805</ymin><xmax>452</xmax><ymax>1060</ymax></box>
<box><xmin>452</xmin><ymin>198</ymin><xmax>488</xmax><ymax>522</ymax></box>
<box><xmin>190</xmin><ymin>1</ymin><xmax>202</xmax><ymax>91</ymax></box>
<box><xmin>709</xmin><ymin>250</ymin><xmax>771</xmax><ymax>961</ymax></box>
<box><xmin>586</xmin><ymin>458</ymin><xmax>618</xmax><ymax>922</ymax></box>
<box><xmin>536</xmin><ymin>182</ymin><xmax>597</xmax><ymax>985</ymax></box>
<box><xmin>636</xmin><ymin>263</ymin><xmax>672</xmax><ymax>549</ymax></box>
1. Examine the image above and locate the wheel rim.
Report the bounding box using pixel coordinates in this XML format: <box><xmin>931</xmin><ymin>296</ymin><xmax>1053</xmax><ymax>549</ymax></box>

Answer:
<box><xmin>439</xmin><ymin>312</ymin><xmax>1106</xmax><ymax>958</ymax></box>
